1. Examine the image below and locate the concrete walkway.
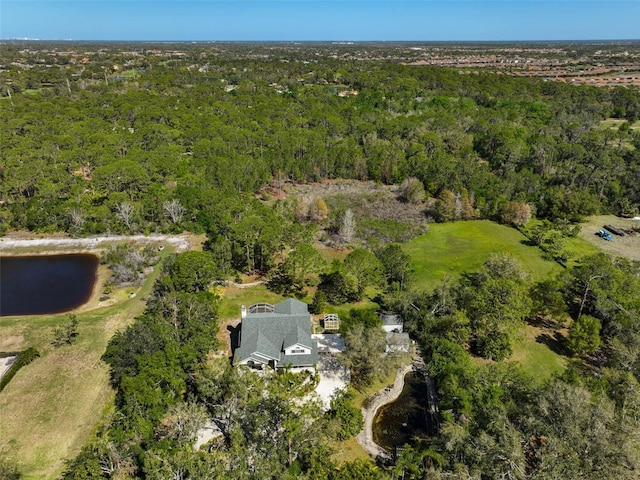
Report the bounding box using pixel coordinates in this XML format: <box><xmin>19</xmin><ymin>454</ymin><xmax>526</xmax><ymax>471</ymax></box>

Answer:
<box><xmin>357</xmin><ymin>364</ymin><xmax>414</xmax><ymax>459</ymax></box>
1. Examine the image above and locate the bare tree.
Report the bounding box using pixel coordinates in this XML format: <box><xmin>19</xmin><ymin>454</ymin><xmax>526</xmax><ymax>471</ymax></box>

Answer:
<box><xmin>68</xmin><ymin>208</ymin><xmax>85</xmax><ymax>236</ymax></box>
<box><xmin>157</xmin><ymin>402</ymin><xmax>208</xmax><ymax>443</ymax></box>
<box><xmin>338</xmin><ymin>208</ymin><xmax>356</xmax><ymax>244</ymax></box>
<box><xmin>115</xmin><ymin>201</ymin><xmax>135</xmax><ymax>231</ymax></box>
<box><xmin>163</xmin><ymin>199</ymin><xmax>186</xmax><ymax>224</ymax></box>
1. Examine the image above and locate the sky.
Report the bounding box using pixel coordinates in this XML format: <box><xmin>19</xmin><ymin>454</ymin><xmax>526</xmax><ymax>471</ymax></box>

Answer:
<box><xmin>1</xmin><ymin>1</ymin><xmax>639</xmax><ymax>42</ymax></box>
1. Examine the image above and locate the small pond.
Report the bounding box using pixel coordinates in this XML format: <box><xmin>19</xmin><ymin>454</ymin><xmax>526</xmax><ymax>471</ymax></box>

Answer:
<box><xmin>373</xmin><ymin>372</ymin><xmax>430</xmax><ymax>451</ymax></box>
<box><xmin>0</xmin><ymin>254</ymin><xmax>98</xmax><ymax>316</ymax></box>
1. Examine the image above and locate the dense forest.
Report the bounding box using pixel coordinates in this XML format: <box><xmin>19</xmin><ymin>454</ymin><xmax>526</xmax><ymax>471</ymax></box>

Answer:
<box><xmin>2</xmin><ymin>42</ymin><xmax>640</xmax><ymax>241</ymax></box>
<box><xmin>2</xmin><ymin>43</ymin><xmax>640</xmax><ymax>479</ymax></box>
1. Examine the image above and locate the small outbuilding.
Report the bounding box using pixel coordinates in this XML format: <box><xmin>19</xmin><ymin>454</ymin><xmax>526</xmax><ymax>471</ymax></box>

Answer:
<box><xmin>380</xmin><ymin>312</ymin><xmax>404</xmax><ymax>333</ymax></box>
<box><xmin>385</xmin><ymin>332</ymin><xmax>411</xmax><ymax>354</ymax></box>
<box><xmin>322</xmin><ymin>313</ymin><xmax>340</xmax><ymax>331</ymax></box>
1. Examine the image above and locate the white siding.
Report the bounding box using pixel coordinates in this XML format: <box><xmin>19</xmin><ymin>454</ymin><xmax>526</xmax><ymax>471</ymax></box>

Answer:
<box><xmin>284</xmin><ymin>344</ymin><xmax>311</xmax><ymax>356</ymax></box>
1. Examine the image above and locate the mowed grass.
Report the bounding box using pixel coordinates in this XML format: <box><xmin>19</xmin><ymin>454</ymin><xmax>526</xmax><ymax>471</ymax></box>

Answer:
<box><xmin>510</xmin><ymin>324</ymin><xmax>568</xmax><ymax>383</ymax></box>
<box><xmin>218</xmin><ymin>284</ymin><xmax>286</xmax><ymax>322</ymax></box>
<box><xmin>403</xmin><ymin>220</ymin><xmax>562</xmax><ymax>292</ymax></box>
<box><xmin>403</xmin><ymin>220</ymin><xmax>570</xmax><ymax>383</ymax></box>
<box><xmin>0</xmin><ymin>249</ymin><xmax>172</xmax><ymax>480</ymax></box>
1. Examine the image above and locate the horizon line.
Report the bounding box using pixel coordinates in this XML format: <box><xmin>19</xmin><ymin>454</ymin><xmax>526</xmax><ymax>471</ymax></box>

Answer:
<box><xmin>3</xmin><ymin>38</ymin><xmax>640</xmax><ymax>43</ymax></box>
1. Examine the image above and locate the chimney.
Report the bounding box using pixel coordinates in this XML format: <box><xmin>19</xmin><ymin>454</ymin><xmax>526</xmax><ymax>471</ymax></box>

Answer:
<box><xmin>241</xmin><ymin>305</ymin><xmax>246</xmax><ymax>319</ymax></box>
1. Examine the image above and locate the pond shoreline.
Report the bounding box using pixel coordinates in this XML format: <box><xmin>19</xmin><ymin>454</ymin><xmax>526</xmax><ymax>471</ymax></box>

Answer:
<box><xmin>1</xmin><ymin>254</ymin><xmax>99</xmax><ymax>316</ymax></box>
<box><xmin>0</xmin><ymin>234</ymin><xmax>193</xmax><ymax>315</ymax></box>
<box><xmin>357</xmin><ymin>364</ymin><xmax>414</xmax><ymax>459</ymax></box>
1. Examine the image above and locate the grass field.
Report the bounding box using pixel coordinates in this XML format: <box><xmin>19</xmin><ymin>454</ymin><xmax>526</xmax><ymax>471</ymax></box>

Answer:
<box><xmin>403</xmin><ymin>220</ymin><xmax>562</xmax><ymax>292</ymax></box>
<box><xmin>218</xmin><ymin>284</ymin><xmax>286</xmax><ymax>322</ymax></box>
<box><xmin>510</xmin><ymin>324</ymin><xmax>568</xmax><ymax>383</ymax></box>
<box><xmin>0</xmin><ymin>249</ymin><xmax>172</xmax><ymax>479</ymax></box>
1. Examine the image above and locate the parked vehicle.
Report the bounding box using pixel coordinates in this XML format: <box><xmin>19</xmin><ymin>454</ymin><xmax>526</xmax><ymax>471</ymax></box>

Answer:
<box><xmin>597</xmin><ymin>229</ymin><xmax>612</xmax><ymax>241</ymax></box>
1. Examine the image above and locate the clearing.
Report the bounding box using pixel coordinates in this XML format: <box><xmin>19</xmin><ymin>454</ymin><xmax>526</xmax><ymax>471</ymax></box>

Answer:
<box><xmin>599</xmin><ymin>118</ymin><xmax>640</xmax><ymax>131</ymax></box>
<box><xmin>403</xmin><ymin>220</ymin><xmax>562</xmax><ymax>292</ymax></box>
<box><xmin>577</xmin><ymin>215</ymin><xmax>640</xmax><ymax>261</ymax></box>
<box><xmin>510</xmin><ymin>322</ymin><xmax>568</xmax><ymax>383</ymax></box>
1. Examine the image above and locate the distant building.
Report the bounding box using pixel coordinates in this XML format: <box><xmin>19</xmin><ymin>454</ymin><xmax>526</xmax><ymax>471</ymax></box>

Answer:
<box><xmin>234</xmin><ymin>298</ymin><xmax>317</xmax><ymax>370</ymax></box>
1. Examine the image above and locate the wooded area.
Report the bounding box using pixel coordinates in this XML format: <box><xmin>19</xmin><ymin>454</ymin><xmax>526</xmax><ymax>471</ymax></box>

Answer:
<box><xmin>1</xmin><ymin>42</ymin><xmax>640</xmax><ymax>479</ymax></box>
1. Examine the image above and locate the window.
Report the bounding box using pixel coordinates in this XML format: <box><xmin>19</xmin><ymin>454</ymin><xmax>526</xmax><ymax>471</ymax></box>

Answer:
<box><xmin>290</xmin><ymin>348</ymin><xmax>306</xmax><ymax>354</ymax></box>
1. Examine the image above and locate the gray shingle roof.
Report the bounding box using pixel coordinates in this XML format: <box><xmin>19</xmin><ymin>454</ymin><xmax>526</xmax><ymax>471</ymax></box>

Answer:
<box><xmin>234</xmin><ymin>299</ymin><xmax>317</xmax><ymax>368</ymax></box>
<box><xmin>274</xmin><ymin>298</ymin><xmax>309</xmax><ymax>315</ymax></box>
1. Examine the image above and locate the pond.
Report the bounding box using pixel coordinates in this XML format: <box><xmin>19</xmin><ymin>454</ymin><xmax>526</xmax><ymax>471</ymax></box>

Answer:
<box><xmin>0</xmin><ymin>254</ymin><xmax>98</xmax><ymax>316</ymax></box>
<box><xmin>372</xmin><ymin>372</ymin><xmax>431</xmax><ymax>451</ymax></box>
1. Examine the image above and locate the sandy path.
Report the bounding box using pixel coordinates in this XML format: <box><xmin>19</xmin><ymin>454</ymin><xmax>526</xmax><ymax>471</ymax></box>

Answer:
<box><xmin>0</xmin><ymin>234</ymin><xmax>192</xmax><ymax>252</ymax></box>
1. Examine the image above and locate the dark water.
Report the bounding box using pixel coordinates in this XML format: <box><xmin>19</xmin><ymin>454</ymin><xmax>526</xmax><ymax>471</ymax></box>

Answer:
<box><xmin>373</xmin><ymin>372</ymin><xmax>430</xmax><ymax>451</ymax></box>
<box><xmin>0</xmin><ymin>254</ymin><xmax>98</xmax><ymax>316</ymax></box>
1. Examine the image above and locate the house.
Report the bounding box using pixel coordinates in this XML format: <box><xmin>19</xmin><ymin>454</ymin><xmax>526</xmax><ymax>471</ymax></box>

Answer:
<box><xmin>233</xmin><ymin>298</ymin><xmax>318</xmax><ymax>370</ymax></box>
<box><xmin>380</xmin><ymin>312</ymin><xmax>404</xmax><ymax>333</ymax></box>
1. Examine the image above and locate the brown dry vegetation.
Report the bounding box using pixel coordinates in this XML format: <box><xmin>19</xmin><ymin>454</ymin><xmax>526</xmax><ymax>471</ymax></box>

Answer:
<box><xmin>290</xmin><ymin>179</ymin><xmax>427</xmax><ymax>223</ymax></box>
<box><xmin>287</xmin><ymin>179</ymin><xmax>429</xmax><ymax>244</ymax></box>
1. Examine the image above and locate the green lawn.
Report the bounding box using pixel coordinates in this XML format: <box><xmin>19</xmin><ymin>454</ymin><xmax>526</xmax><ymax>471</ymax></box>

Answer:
<box><xmin>218</xmin><ymin>284</ymin><xmax>286</xmax><ymax>321</ymax></box>
<box><xmin>322</xmin><ymin>290</ymin><xmax>381</xmax><ymax>330</ymax></box>
<box><xmin>403</xmin><ymin>220</ymin><xmax>562</xmax><ymax>292</ymax></box>
<box><xmin>510</xmin><ymin>324</ymin><xmax>568</xmax><ymax>383</ymax></box>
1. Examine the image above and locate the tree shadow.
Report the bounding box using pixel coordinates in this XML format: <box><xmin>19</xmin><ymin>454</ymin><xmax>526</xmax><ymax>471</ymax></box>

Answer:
<box><xmin>535</xmin><ymin>332</ymin><xmax>569</xmax><ymax>356</ymax></box>
<box><xmin>528</xmin><ymin>315</ymin><xmax>565</xmax><ymax>330</ymax></box>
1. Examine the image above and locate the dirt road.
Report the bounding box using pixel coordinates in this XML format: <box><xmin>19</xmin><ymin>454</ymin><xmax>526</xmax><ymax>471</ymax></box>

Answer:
<box><xmin>0</xmin><ymin>234</ymin><xmax>193</xmax><ymax>252</ymax></box>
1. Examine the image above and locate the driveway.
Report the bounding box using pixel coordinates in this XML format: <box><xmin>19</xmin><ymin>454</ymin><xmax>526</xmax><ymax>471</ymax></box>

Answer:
<box><xmin>315</xmin><ymin>353</ymin><xmax>350</xmax><ymax>410</ymax></box>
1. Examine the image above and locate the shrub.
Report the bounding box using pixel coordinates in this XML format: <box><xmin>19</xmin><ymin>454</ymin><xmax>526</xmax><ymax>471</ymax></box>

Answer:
<box><xmin>400</xmin><ymin>177</ymin><xmax>426</xmax><ymax>204</ymax></box>
<box><xmin>329</xmin><ymin>388</ymin><xmax>364</xmax><ymax>440</ymax></box>
<box><xmin>567</xmin><ymin>315</ymin><xmax>601</xmax><ymax>356</ymax></box>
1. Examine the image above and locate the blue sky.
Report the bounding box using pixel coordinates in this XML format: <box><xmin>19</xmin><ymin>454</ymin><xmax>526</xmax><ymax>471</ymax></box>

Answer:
<box><xmin>1</xmin><ymin>1</ymin><xmax>638</xmax><ymax>41</ymax></box>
